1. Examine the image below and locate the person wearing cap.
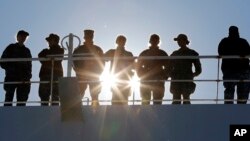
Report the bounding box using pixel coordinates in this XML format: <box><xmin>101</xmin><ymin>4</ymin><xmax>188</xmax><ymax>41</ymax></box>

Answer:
<box><xmin>136</xmin><ymin>34</ymin><xmax>169</xmax><ymax>105</ymax></box>
<box><xmin>169</xmin><ymin>34</ymin><xmax>202</xmax><ymax>104</ymax></box>
<box><xmin>0</xmin><ymin>30</ymin><xmax>32</xmax><ymax>106</ymax></box>
<box><xmin>104</xmin><ymin>35</ymin><xmax>135</xmax><ymax>105</ymax></box>
<box><xmin>218</xmin><ymin>26</ymin><xmax>250</xmax><ymax>104</ymax></box>
<box><xmin>73</xmin><ymin>29</ymin><xmax>105</xmax><ymax>106</ymax></box>
<box><xmin>38</xmin><ymin>33</ymin><xmax>64</xmax><ymax>106</ymax></box>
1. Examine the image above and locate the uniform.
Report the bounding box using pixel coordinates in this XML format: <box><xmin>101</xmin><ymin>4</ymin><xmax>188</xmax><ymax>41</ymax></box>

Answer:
<box><xmin>169</xmin><ymin>47</ymin><xmax>201</xmax><ymax>102</ymax></box>
<box><xmin>104</xmin><ymin>47</ymin><xmax>134</xmax><ymax>105</ymax></box>
<box><xmin>1</xmin><ymin>43</ymin><xmax>32</xmax><ymax>106</ymax></box>
<box><xmin>73</xmin><ymin>44</ymin><xmax>104</xmax><ymax>101</ymax></box>
<box><xmin>137</xmin><ymin>46</ymin><xmax>168</xmax><ymax>105</ymax></box>
<box><xmin>218</xmin><ymin>26</ymin><xmax>250</xmax><ymax>104</ymax></box>
<box><xmin>38</xmin><ymin>45</ymin><xmax>64</xmax><ymax>105</ymax></box>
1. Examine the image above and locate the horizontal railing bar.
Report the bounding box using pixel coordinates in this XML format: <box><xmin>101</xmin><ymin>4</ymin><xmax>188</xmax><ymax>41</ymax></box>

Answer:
<box><xmin>0</xmin><ymin>99</ymin><xmax>249</xmax><ymax>105</ymax></box>
<box><xmin>1</xmin><ymin>55</ymin><xmax>250</xmax><ymax>62</ymax></box>
<box><xmin>1</xmin><ymin>79</ymin><xmax>250</xmax><ymax>85</ymax></box>
<box><xmin>0</xmin><ymin>81</ymin><xmax>50</xmax><ymax>85</ymax></box>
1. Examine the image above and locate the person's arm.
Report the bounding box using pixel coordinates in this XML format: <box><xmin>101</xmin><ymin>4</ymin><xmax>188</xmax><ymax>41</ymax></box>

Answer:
<box><xmin>38</xmin><ymin>49</ymin><xmax>48</xmax><ymax>64</ymax></box>
<box><xmin>72</xmin><ymin>49</ymin><xmax>83</xmax><ymax>73</ymax></box>
<box><xmin>104</xmin><ymin>50</ymin><xmax>112</xmax><ymax>61</ymax></box>
<box><xmin>0</xmin><ymin>45</ymin><xmax>12</xmax><ymax>69</ymax></box>
<box><xmin>59</xmin><ymin>48</ymin><xmax>65</xmax><ymax>62</ymax></box>
<box><xmin>128</xmin><ymin>52</ymin><xmax>135</xmax><ymax>77</ymax></box>
<box><xmin>162</xmin><ymin>51</ymin><xmax>170</xmax><ymax>80</ymax></box>
<box><xmin>193</xmin><ymin>53</ymin><xmax>202</xmax><ymax>77</ymax></box>
<box><xmin>22</xmin><ymin>48</ymin><xmax>32</xmax><ymax>80</ymax></box>
<box><xmin>136</xmin><ymin>53</ymin><xmax>145</xmax><ymax>78</ymax></box>
<box><xmin>243</xmin><ymin>39</ymin><xmax>250</xmax><ymax>56</ymax></box>
<box><xmin>166</xmin><ymin>52</ymin><xmax>175</xmax><ymax>79</ymax></box>
<box><xmin>218</xmin><ymin>39</ymin><xmax>225</xmax><ymax>56</ymax></box>
<box><xmin>97</xmin><ymin>48</ymin><xmax>105</xmax><ymax>74</ymax></box>
<box><xmin>27</xmin><ymin>49</ymin><xmax>32</xmax><ymax>79</ymax></box>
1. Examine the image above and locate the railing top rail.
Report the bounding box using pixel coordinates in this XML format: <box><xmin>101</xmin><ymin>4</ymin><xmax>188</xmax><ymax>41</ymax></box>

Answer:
<box><xmin>1</xmin><ymin>55</ymin><xmax>250</xmax><ymax>62</ymax></box>
<box><xmin>0</xmin><ymin>98</ymin><xmax>249</xmax><ymax>105</ymax></box>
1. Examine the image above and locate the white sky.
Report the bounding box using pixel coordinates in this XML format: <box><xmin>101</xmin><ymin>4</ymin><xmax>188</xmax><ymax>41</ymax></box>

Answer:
<box><xmin>1</xmin><ymin>0</ymin><xmax>250</xmax><ymax>105</ymax></box>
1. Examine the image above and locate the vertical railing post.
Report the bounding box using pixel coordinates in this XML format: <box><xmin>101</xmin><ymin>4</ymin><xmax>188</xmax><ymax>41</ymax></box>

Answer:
<box><xmin>216</xmin><ymin>56</ymin><xmax>221</xmax><ymax>104</ymax></box>
<box><xmin>132</xmin><ymin>90</ymin><xmax>135</xmax><ymax>105</ymax></box>
<box><xmin>67</xmin><ymin>33</ymin><xmax>73</xmax><ymax>77</ymax></box>
<box><xmin>50</xmin><ymin>58</ymin><xmax>55</xmax><ymax>105</ymax></box>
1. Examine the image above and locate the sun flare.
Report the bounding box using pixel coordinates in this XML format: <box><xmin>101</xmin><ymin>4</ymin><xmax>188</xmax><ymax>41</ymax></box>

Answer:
<box><xmin>100</xmin><ymin>63</ymin><xmax>140</xmax><ymax>101</ymax></box>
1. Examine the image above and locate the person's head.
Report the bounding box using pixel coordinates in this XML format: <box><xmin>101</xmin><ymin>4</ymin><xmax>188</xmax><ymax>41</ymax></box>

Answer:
<box><xmin>84</xmin><ymin>29</ymin><xmax>94</xmax><ymax>43</ymax></box>
<box><xmin>149</xmin><ymin>34</ymin><xmax>160</xmax><ymax>47</ymax></box>
<box><xmin>116</xmin><ymin>35</ymin><xmax>126</xmax><ymax>47</ymax></box>
<box><xmin>174</xmin><ymin>34</ymin><xmax>189</xmax><ymax>47</ymax></box>
<box><xmin>46</xmin><ymin>33</ymin><xmax>60</xmax><ymax>47</ymax></box>
<box><xmin>228</xmin><ymin>26</ymin><xmax>240</xmax><ymax>38</ymax></box>
<box><xmin>16</xmin><ymin>30</ymin><xmax>29</xmax><ymax>44</ymax></box>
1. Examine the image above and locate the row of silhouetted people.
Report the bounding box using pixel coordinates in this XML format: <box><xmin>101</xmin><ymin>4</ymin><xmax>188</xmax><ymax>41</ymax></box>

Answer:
<box><xmin>1</xmin><ymin>25</ymin><xmax>249</xmax><ymax>106</ymax></box>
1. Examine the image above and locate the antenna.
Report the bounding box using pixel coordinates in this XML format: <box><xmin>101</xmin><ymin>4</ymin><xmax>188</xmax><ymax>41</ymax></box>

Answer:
<box><xmin>61</xmin><ymin>33</ymin><xmax>81</xmax><ymax>77</ymax></box>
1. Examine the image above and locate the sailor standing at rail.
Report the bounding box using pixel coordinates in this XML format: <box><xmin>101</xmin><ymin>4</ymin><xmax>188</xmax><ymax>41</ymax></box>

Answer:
<box><xmin>169</xmin><ymin>34</ymin><xmax>202</xmax><ymax>104</ymax></box>
<box><xmin>0</xmin><ymin>30</ymin><xmax>32</xmax><ymax>106</ymax></box>
<box><xmin>73</xmin><ymin>29</ymin><xmax>105</xmax><ymax>106</ymax></box>
<box><xmin>218</xmin><ymin>26</ymin><xmax>250</xmax><ymax>104</ymax></box>
<box><xmin>137</xmin><ymin>34</ymin><xmax>169</xmax><ymax>105</ymax></box>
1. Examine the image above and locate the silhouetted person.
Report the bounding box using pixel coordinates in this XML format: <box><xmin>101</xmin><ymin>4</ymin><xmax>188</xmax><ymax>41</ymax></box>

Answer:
<box><xmin>73</xmin><ymin>29</ymin><xmax>105</xmax><ymax>106</ymax></box>
<box><xmin>137</xmin><ymin>34</ymin><xmax>169</xmax><ymax>105</ymax></box>
<box><xmin>38</xmin><ymin>34</ymin><xmax>64</xmax><ymax>106</ymax></box>
<box><xmin>218</xmin><ymin>26</ymin><xmax>250</xmax><ymax>104</ymax></box>
<box><xmin>0</xmin><ymin>30</ymin><xmax>32</xmax><ymax>106</ymax></box>
<box><xmin>104</xmin><ymin>35</ymin><xmax>134</xmax><ymax>105</ymax></box>
<box><xmin>169</xmin><ymin>34</ymin><xmax>201</xmax><ymax>104</ymax></box>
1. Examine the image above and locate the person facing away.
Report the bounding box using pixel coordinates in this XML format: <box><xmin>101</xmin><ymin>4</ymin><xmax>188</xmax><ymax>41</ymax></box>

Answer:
<box><xmin>38</xmin><ymin>34</ymin><xmax>64</xmax><ymax>106</ymax></box>
<box><xmin>218</xmin><ymin>26</ymin><xmax>250</xmax><ymax>104</ymax></box>
<box><xmin>169</xmin><ymin>34</ymin><xmax>201</xmax><ymax>104</ymax></box>
<box><xmin>136</xmin><ymin>34</ymin><xmax>169</xmax><ymax>105</ymax></box>
<box><xmin>104</xmin><ymin>35</ymin><xmax>134</xmax><ymax>105</ymax></box>
<box><xmin>73</xmin><ymin>29</ymin><xmax>105</xmax><ymax>106</ymax></box>
<box><xmin>0</xmin><ymin>30</ymin><xmax>32</xmax><ymax>106</ymax></box>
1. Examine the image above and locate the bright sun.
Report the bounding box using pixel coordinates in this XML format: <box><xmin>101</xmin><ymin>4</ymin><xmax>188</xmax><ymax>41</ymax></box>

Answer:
<box><xmin>99</xmin><ymin>62</ymin><xmax>140</xmax><ymax>101</ymax></box>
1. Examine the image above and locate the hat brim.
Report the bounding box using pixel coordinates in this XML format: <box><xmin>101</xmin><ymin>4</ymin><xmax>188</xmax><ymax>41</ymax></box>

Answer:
<box><xmin>18</xmin><ymin>33</ymin><xmax>29</xmax><ymax>36</ymax></box>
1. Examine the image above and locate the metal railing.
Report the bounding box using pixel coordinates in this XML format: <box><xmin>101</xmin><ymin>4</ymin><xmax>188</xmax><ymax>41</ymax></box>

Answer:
<box><xmin>0</xmin><ymin>55</ymin><xmax>250</xmax><ymax>106</ymax></box>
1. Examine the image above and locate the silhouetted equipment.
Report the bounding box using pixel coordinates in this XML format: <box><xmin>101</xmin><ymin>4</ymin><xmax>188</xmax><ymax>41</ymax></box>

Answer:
<box><xmin>59</xmin><ymin>33</ymin><xmax>83</xmax><ymax>121</ymax></box>
<box><xmin>59</xmin><ymin>77</ymin><xmax>83</xmax><ymax>122</ymax></box>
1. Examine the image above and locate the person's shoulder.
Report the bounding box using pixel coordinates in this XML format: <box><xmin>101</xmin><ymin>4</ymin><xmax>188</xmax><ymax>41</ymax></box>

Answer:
<box><xmin>5</xmin><ymin>43</ymin><xmax>17</xmax><ymax>49</ymax></box>
<box><xmin>24</xmin><ymin>45</ymin><xmax>31</xmax><ymax>50</ymax></box>
<box><xmin>60</xmin><ymin>47</ymin><xmax>65</xmax><ymax>53</ymax></box>
<box><xmin>186</xmin><ymin>48</ymin><xmax>199</xmax><ymax>56</ymax></box>
<box><xmin>106</xmin><ymin>49</ymin><xmax>116</xmax><ymax>53</ymax></box>
<box><xmin>38</xmin><ymin>49</ymin><xmax>49</xmax><ymax>56</ymax></box>
<box><xmin>220</xmin><ymin>37</ymin><xmax>229</xmax><ymax>42</ymax></box>
<box><xmin>94</xmin><ymin>45</ymin><xmax>103</xmax><ymax>51</ymax></box>
<box><xmin>8</xmin><ymin>43</ymin><xmax>16</xmax><ymax>47</ymax></box>
<box><xmin>22</xmin><ymin>46</ymin><xmax>32</xmax><ymax>56</ymax></box>
<box><xmin>171</xmin><ymin>50</ymin><xmax>179</xmax><ymax>56</ymax></box>
<box><xmin>105</xmin><ymin>49</ymin><xmax>115</xmax><ymax>55</ymax></box>
<box><xmin>125</xmin><ymin>50</ymin><xmax>133</xmax><ymax>56</ymax></box>
<box><xmin>158</xmin><ymin>48</ymin><xmax>168</xmax><ymax>55</ymax></box>
<box><xmin>218</xmin><ymin>37</ymin><xmax>230</xmax><ymax>45</ymax></box>
<box><xmin>41</xmin><ymin>48</ymin><xmax>49</xmax><ymax>53</ymax></box>
<box><xmin>56</xmin><ymin>46</ymin><xmax>64</xmax><ymax>53</ymax></box>
<box><xmin>139</xmin><ymin>49</ymin><xmax>149</xmax><ymax>55</ymax></box>
<box><xmin>75</xmin><ymin>45</ymin><xmax>83</xmax><ymax>49</ymax></box>
<box><xmin>239</xmin><ymin>38</ymin><xmax>249</xmax><ymax>43</ymax></box>
<box><xmin>73</xmin><ymin>45</ymin><xmax>84</xmax><ymax>52</ymax></box>
<box><xmin>128</xmin><ymin>50</ymin><xmax>133</xmax><ymax>56</ymax></box>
